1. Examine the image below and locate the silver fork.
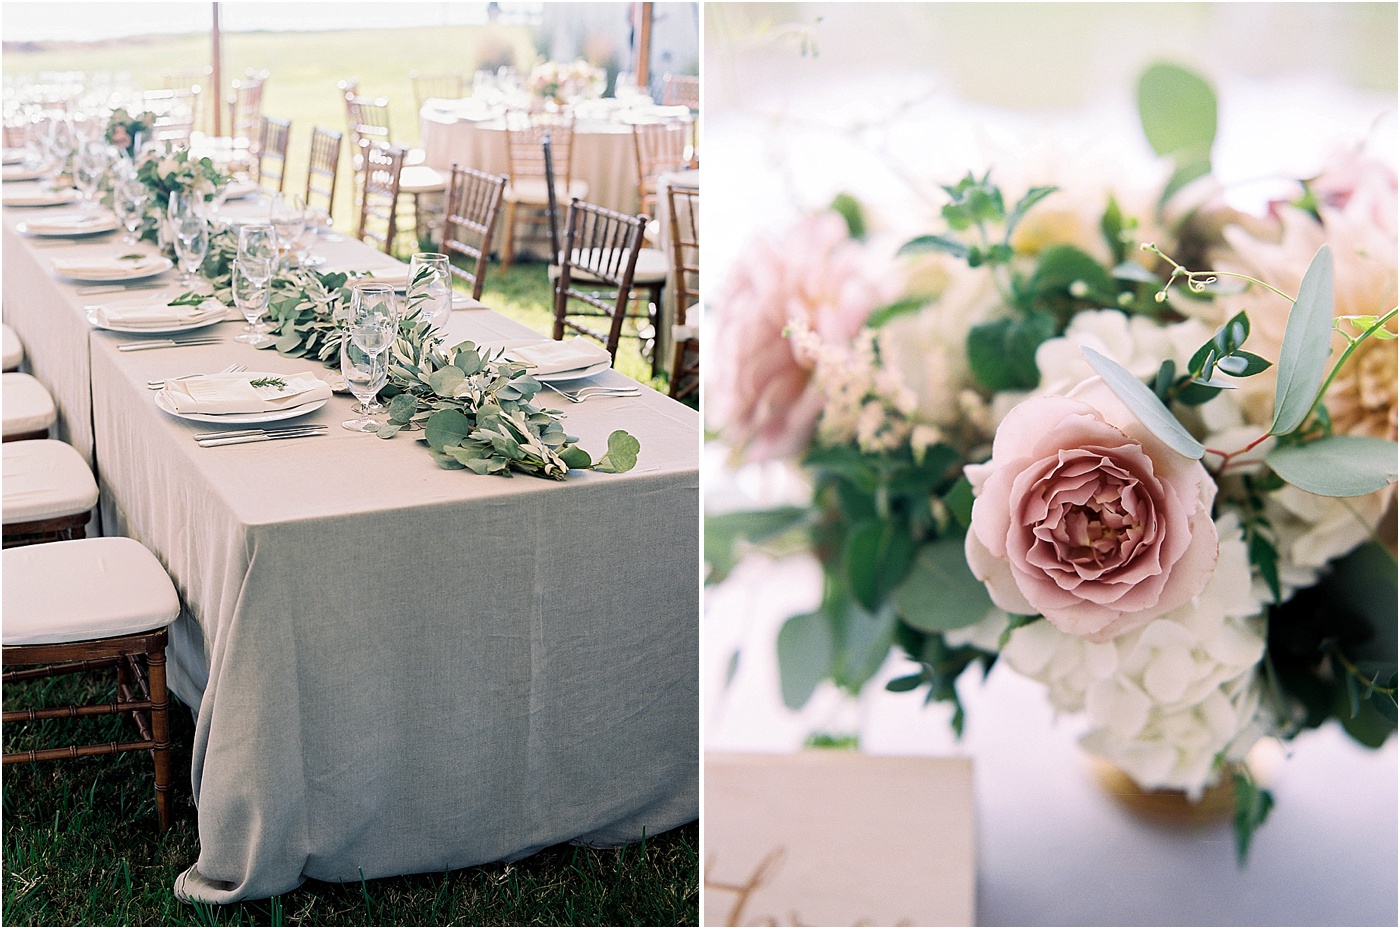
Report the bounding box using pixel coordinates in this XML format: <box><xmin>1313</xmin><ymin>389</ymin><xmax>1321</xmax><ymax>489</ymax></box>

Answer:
<box><xmin>545</xmin><ymin>383</ymin><xmax>642</xmax><ymax>403</ymax></box>
<box><xmin>147</xmin><ymin>363</ymin><xmax>246</xmax><ymax>390</ymax></box>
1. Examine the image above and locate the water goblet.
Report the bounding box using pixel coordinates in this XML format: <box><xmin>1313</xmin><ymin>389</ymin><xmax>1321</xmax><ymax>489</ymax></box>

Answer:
<box><xmin>347</xmin><ymin>283</ymin><xmax>399</xmax><ymax>356</ymax></box>
<box><xmin>237</xmin><ymin>223</ymin><xmax>278</xmax><ymax>283</ymax></box>
<box><xmin>339</xmin><ymin>337</ymin><xmax>389</xmax><ymax>433</ymax></box>
<box><xmin>231</xmin><ymin>260</ymin><xmax>274</xmax><ymax>346</ymax></box>
<box><xmin>168</xmin><ymin>188</ymin><xmax>195</xmax><ymax>226</ymax></box>
<box><xmin>113</xmin><ymin>179</ymin><xmax>148</xmax><ymax>245</ymax></box>
<box><xmin>72</xmin><ymin>141</ymin><xmax>105</xmax><ymax>211</ymax></box>
<box><xmin>269</xmin><ymin>193</ymin><xmax>306</xmax><ymax>268</ymax></box>
<box><xmin>407</xmin><ymin>252</ymin><xmax>452</xmax><ymax>328</ymax></box>
<box><xmin>174</xmin><ymin>214</ymin><xmax>209</xmax><ymax>286</ymax></box>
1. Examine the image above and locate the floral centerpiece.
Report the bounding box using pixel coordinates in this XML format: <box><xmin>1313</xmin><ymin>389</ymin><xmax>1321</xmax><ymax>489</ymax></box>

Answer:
<box><xmin>132</xmin><ymin>147</ymin><xmax>226</xmax><ymax>241</ymax></box>
<box><xmin>104</xmin><ymin>108</ymin><xmax>156</xmax><ymax>158</ymax></box>
<box><xmin>527</xmin><ymin>59</ymin><xmax>605</xmax><ymax>104</ymax></box>
<box><xmin>707</xmin><ymin>64</ymin><xmax>1397</xmax><ymax>860</ymax></box>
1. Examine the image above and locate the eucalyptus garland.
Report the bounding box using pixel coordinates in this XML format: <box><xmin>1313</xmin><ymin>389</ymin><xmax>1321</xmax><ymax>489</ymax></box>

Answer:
<box><xmin>378</xmin><ymin>319</ymin><xmax>640</xmax><ymax>479</ymax></box>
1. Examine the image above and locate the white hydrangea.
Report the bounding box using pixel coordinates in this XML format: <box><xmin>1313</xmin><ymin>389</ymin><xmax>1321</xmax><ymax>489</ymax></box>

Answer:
<box><xmin>999</xmin><ymin>512</ymin><xmax>1270</xmax><ymax>797</ymax></box>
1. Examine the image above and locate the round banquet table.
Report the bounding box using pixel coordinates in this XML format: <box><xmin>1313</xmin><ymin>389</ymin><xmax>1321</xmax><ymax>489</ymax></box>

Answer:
<box><xmin>419</xmin><ymin>98</ymin><xmax>694</xmax><ymax>218</ymax></box>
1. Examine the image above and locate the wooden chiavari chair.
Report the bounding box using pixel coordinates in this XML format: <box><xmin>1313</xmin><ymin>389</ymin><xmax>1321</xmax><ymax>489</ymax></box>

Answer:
<box><xmin>304</xmin><ymin>127</ymin><xmax>343</xmax><ymax>218</ymax></box>
<box><xmin>411</xmin><ymin>70</ymin><xmax>465</xmax><ymax>110</ymax></box>
<box><xmin>441</xmin><ymin>165</ymin><xmax>507</xmax><ymax>300</ymax></box>
<box><xmin>256</xmin><ymin>116</ymin><xmax>291</xmax><ymax>193</ymax></box>
<box><xmin>665</xmin><ymin>185</ymin><xmax>699</xmax><ymax>401</ymax></box>
<box><xmin>356</xmin><ymin>141</ymin><xmax>405</xmax><ymax>254</ymax></box>
<box><xmin>632</xmin><ymin>118</ymin><xmax>691</xmax><ymax>217</ymax></box>
<box><xmin>552</xmin><ymin>199</ymin><xmax>648</xmax><ymax>364</ymax></box>
<box><xmin>662</xmin><ymin>73</ymin><xmax>699</xmax><ymax>109</ymax></box>
<box><xmin>500</xmin><ymin>111</ymin><xmax>588</xmax><ymax>269</ymax></box>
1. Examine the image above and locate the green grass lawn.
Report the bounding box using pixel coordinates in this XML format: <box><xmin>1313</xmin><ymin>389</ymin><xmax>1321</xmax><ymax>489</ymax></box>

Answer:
<box><xmin>3</xmin><ymin>666</ymin><xmax>698</xmax><ymax>926</ymax></box>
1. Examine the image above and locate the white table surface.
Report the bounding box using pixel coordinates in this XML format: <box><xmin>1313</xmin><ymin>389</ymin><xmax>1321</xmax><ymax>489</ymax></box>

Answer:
<box><xmin>1</xmin><ymin>193</ymin><xmax>701</xmax><ymax>903</ymax></box>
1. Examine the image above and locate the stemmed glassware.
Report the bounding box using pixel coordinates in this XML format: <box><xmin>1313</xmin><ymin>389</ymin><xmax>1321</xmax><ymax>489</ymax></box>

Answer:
<box><xmin>71</xmin><ymin>141</ymin><xmax>106</xmax><ymax>212</ymax></box>
<box><xmin>235</xmin><ymin>223</ymin><xmax>278</xmax><ymax>341</ymax></box>
<box><xmin>173</xmin><ymin>213</ymin><xmax>209</xmax><ymax>286</ymax></box>
<box><xmin>269</xmin><ymin>193</ymin><xmax>307</xmax><ymax>268</ymax></box>
<box><xmin>407</xmin><ymin>252</ymin><xmax>452</xmax><ymax>328</ymax></box>
<box><xmin>341</xmin><ymin>284</ymin><xmax>399</xmax><ymax>432</ymax></box>
<box><xmin>112</xmin><ymin>179</ymin><xmax>148</xmax><ymax>245</ymax></box>
<box><xmin>231</xmin><ymin>260</ymin><xmax>273</xmax><ymax>347</ymax></box>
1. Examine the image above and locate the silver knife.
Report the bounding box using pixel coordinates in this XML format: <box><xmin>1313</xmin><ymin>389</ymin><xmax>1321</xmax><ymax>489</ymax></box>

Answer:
<box><xmin>118</xmin><ymin>337</ymin><xmax>222</xmax><ymax>352</ymax></box>
<box><xmin>76</xmin><ymin>282</ymin><xmax>168</xmax><ymax>295</ymax></box>
<box><xmin>197</xmin><ymin>427</ymin><xmax>327</xmax><ymax>447</ymax></box>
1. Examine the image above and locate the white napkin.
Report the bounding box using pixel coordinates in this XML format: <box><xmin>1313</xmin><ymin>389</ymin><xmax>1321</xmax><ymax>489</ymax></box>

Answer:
<box><xmin>3</xmin><ymin>189</ymin><xmax>74</xmax><ymax>207</ymax></box>
<box><xmin>92</xmin><ymin>298</ymin><xmax>226</xmax><ymax>330</ymax></box>
<box><xmin>21</xmin><ymin>211</ymin><xmax>115</xmax><ymax>234</ymax></box>
<box><xmin>222</xmin><ymin>179</ymin><xmax>260</xmax><ymax>200</ymax></box>
<box><xmin>2</xmin><ymin>165</ymin><xmax>44</xmax><ymax>181</ymax></box>
<box><xmin>362</xmin><ymin>266</ymin><xmax>411</xmax><ymax>288</ymax></box>
<box><xmin>162</xmin><ymin>371</ymin><xmax>332</xmax><ymax>415</ymax></box>
<box><xmin>53</xmin><ymin>255</ymin><xmax>167</xmax><ymax>277</ymax></box>
<box><xmin>507</xmin><ymin>338</ymin><xmax>611</xmax><ymax>376</ymax></box>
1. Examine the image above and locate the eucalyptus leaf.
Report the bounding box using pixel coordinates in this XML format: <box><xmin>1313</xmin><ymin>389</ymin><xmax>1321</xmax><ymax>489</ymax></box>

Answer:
<box><xmin>1269</xmin><ymin>246</ymin><xmax>1335</xmax><ymax>436</ymax></box>
<box><xmin>594</xmin><ymin>430</ymin><xmax>641</xmax><ymax>473</ymax></box>
<box><xmin>1082</xmin><ymin>347</ymin><xmax>1206</xmax><ymax>459</ymax></box>
<box><xmin>1265</xmin><ymin>435</ymin><xmax>1398</xmax><ymax>497</ymax></box>
<box><xmin>898</xmin><ymin>234</ymin><xmax>969</xmax><ymax>260</ymax></box>
<box><xmin>829</xmin><ymin>192</ymin><xmax>866</xmax><ymax>240</ymax></box>
<box><xmin>776</xmin><ymin>611</ymin><xmax>834</xmax><ymax>710</ymax></box>
<box><xmin>844</xmin><ymin>520</ymin><xmax>917</xmax><ymax>613</ymax></box>
<box><xmin>1137</xmin><ymin>62</ymin><xmax>1217</xmax><ymax>161</ymax></box>
<box><xmin>423</xmin><ymin>408</ymin><xmax>473</xmax><ymax>453</ymax></box>
<box><xmin>891</xmin><ymin>536</ymin><xmax>995</xmax><ymax>633</ymax></box>
<box><xmin>559</xmin><ymin>445</ymin><xmax>592</xmax><ymax>470</ymax></box>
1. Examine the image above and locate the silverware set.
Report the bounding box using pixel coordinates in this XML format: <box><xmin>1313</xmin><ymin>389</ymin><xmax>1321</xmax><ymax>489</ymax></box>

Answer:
<box><xmin>545</xmin><ymin>382</ymin><xmax>642</xmax><ymax>403</ymax></box>
<box><xmin>194</xmin><ymin>425</ymin><xmax>329</xmax><ymax>447</ymax></box>
<box><xmin>147</xmin><ymin>363</ymin><xmax>246</xmax><ymax>390</ymax></box>
<box><xmin>76</xmin><ymin>282</ymin><xmax>168</xmax><ymax>296</ymax></box>
<box><xmin>119</xmin><ymin>336</ymin><xmax>222</xmax><ymax>352</ymax></box>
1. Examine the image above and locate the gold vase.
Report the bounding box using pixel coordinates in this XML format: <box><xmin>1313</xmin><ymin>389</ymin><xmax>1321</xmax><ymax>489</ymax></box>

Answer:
<box><xmin>1089</xmin><ymin>757</ymin><xmax>1237</xmax><ymax>826</ymax></box>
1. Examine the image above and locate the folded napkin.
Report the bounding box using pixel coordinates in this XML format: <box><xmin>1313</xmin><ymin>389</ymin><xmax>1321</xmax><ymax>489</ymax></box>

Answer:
<box><xmin>163</xmin><ymin>371</ymin><xmax>332</xmax><ymax>415</ymax></box>
<box><xmin>53</xmin><ymin>255</ymin><xmax>167</xmax><ymax>277</ymax></box>
<box><xmin>222</xmin><ymin>179</ymin><xmax>260</xmax><ymax>200</ymax></box>
<box><xmin>2</xmin><ymin>165</ymin><xmax>44</xmax><ymax>181</ymax></box>
<box><xmin>4</xmin><ymin>189</ymin><xmax>77</xmax><ymax>207</ymax></box>
<box><xmin>361</xmin><ymin>266</ymin><xmax>411</xmax><ymax>289</ymax></box>
<box><xmin>2</xmin><ymin>149</ymin><xmax>25</xmax><ymax>165</ymax></box>
<box><xmin>507</xmin><ymin>338</ymin><xmax>611</xmax><ymax>376</ymax></box>
<box><xmin>92</xmin><ymin>298</ymin><xmax>227</xmax><ymax>330</ymax></box>
<box><xmin>21</xmin><ymin>211</ymin><xmax>115</xmax><ymax>234</ymax></box>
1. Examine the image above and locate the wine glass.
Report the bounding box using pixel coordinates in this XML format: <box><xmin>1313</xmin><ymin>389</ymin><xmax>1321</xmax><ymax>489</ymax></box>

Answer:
<box><xmin>173</xmin><ymin>214</ymin><xmax>208</xmax><ymax>286</ymax></box>
<box><xmin>231</xmin><ymin>260</ymin><xmax>273</xmax><ymax>346</ymax></box>
<box><xmin>269</xmin><ymin>193</ymin><xmax>306</xmax><ymax>268</ymax></box>
<box><xmin>72</xmin><ymin>141</ymin><xmax>106</xmax><ymax>211</ymax></box>
<box><xmin>167</xmin><ymin>188</ymin><xmax>196</xmax><ymax>227</ymax></box>
<box><xmin>237</xmin><ymin>223</ymin><xmax>278</xmax><ymax>284</ymax></box>
<box><xmin>348</xmin><ymin>283</ymin><xmax>399</xmax><ymax>356</ymax></box>
<box><xmin>112</xmin><ymin>179</ymin><xmax>148</xmax><ymax>245</ymax></box>
<box><xmin>340</xmin><ymin>336</ymin><xmax>389</xmax><ymax>433</ymax></box>
<box><xmin>407</xmin><ymin>252</ymin><xmax>452</xmax><ymax>328</ymax></box>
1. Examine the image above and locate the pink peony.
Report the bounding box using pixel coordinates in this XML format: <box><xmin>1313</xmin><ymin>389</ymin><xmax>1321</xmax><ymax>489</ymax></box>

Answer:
<box><xmin>708</xmin><ymin>212</ymin><xmax>889</xmax><ymax>461</ymax></box>
<box><xmin>964</xmin><ymin>377</ymin><xmax>1219</xmax><ymax>642</ymax></box>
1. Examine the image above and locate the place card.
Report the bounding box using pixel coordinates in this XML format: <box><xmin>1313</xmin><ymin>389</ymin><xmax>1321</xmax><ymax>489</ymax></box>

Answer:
<box><xmin>704</xmin><ymin>752</ymin><xmax>976</xmax><ymax>927</ymax></box>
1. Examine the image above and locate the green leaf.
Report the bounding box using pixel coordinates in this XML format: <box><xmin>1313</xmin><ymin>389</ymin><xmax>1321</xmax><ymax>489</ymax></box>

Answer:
<box><xmin>776</xmin><ymin>611</ymin><xmax>833</xmax><ymax>710</ymax></box>
<box><xmin>704</xmin><ymin>506</ymin><xmax>814</xmax><ymax>584</ymax></box>
<box><xmin>997</xmin><ymin>614</ymin><xmax>1040</xmax><ymax>650</ymax></box>
<box><xmin>426</xmin><ymin>366</ymin><xmax>466</xmax><ymax>397</ymax></box>
<box><xmin>1247</xmin><ymin>527</ymin><xmax>1282</xmax><ymax>605</ymax></box>
<box><xmin>1028</xmin><ymin>245</ymin><xmax>1115</xmax><ymax>303</ymax></box>
<box><xmin>386</xmin><ymin>392</ymin><xmax>419</xmax><ymax>424</ymax></box>
<box><xmin>1111</xmin><ymin>261</ymin><xmax>1161</xmax><ymax>284</ymax></box>
<box><xmin>942</xmin><ymin>476</ymin><xmax>975</xmax><ymax>531</ymax></box>
<box><xmin>1082</xmin><ymin>347</ymin><xmax>1206</xmax><ymax>459</ymax></box>
<box><xmin>1269</xmin><ymin>246</ymin><xmax>1335</xmax><ymax>436</ymax></box>
<box><xmin>886</xmin><ymin>673</ymin><xmax>925</xmax><ymax>693</ymax></box>
<box><xmin>1137</xmin><ymin>62</ymin><xmax>1217</xmax><ymax>161</ymax></box>
<box><xmin>897</xmin><ymin>234</ymin><xmax>969</xmax><ymax>260</ymax></box>
<box><xmin>375</xmin><ymin>424</ymin><xmax>401</xmax><ymax>439</ymax></box>
<box><xmin>1217</xmin><ymin>351</ymin><xmax>1271</xmax><ymax>378</ymax></box>
<box><xmin>423</xmin><ymin>408</ymin><xmax>473</xmax><ymax>453</ymax></box>
<box><xmin>593</xmin><ymin>430</ymin><xmax>640</xmax><ymax>473</ymax></box>
<box><xmin>891</xmin><ymin>536</ymin><xmax>995</xmax><ymax>633</ymax></box>
<box><xmin>1335</xmin><ymin>686</ymin><xmax>1394</xmax><ymax>748</ymax></box>
<box><xmin>829</xmin><ymin>193</ymin><xmax>866</xmax><ymax>240</ymax></box>
<box><xmin>1265</xmin><ymin>435</ymin><xmax>1398</xmax><ymax>497</ymax></box>
<box><xmin>966</xmin><ymin>312</ymin><xmax>1056</xmax><ymax>392</ymax></box>
<box><xmin>843</xmin><ymin>519</ymin><xmax>917</xmax><ymax>613</ymax></box>
<box><xmin>865</xmin><ymin>297</ymin><xmax>926</xmax><ymax>328</ymax></box>
<box><xmin>559</xmin><ymin>445</ymin><xmax>592</xmax><ymax>470</ymax></box>
<box><xmin>1231</xmin><ymin>772</ymin><xmax>1274</xmax><ymax>867</ymax></box>
<box><xmin>1005</xmin><ymin>185</ymin><xmax>1058</xmax><ymax>239</ymax></box>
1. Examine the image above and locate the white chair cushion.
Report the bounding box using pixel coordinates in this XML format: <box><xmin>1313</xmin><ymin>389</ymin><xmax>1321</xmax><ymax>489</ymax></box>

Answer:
<box><xmin>3</xmin><ymin>372</ymin><xmax>56</xmax><ymax>436</ymax></box>
<box><xmin>504</xmin><ymin>177</ymin><xmax>589</xmax><ymax>205</ymax></box>
<box><xmin>3</xmin><ymin>323</ymin><xmax>22</xmax><ymax>371</ymax></box>
<box><xmin>399</xmin><ymin>165</ymin><xmax>447</xmax><ymax>193</ymax></box>
<box><xmin>673</xmin><ymin>324</ymin><xmax>699</xmax><ymax>341</ymax></box>
<box><xmin>3</xmin><ymin>537</ymin><xmax>180</xmax><ymax>646</ymax></box>
<box><xmin>550</xmin><ymin>247</ymin><xmax>669</xmax><ymax>285</ymax></box>
<box><xmin>3</xmin><ymin>440</ymin><xmax>98</xmax><ymax>524</ymax></box>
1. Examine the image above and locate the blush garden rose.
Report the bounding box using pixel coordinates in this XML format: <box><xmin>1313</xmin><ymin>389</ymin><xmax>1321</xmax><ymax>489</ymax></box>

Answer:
<box><xmin>964</xmin><ymin>376</ymin><xmax>1220</xmax><ymax>642</ymax></box>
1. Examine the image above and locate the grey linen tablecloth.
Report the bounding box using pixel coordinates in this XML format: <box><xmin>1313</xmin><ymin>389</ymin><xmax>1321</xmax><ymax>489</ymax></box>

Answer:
<box><xmin>3</xmin><ymin>197</ymin><xmax>699</xmax><ymax>903</ymax></box>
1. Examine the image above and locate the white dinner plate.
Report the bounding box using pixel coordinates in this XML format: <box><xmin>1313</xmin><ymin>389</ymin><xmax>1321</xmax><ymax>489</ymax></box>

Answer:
<box><xmin>53</xmin><ymin>256</ymin><xmax>174</xmax><ymax>283</ymax></box>
<box><xmin>4</xmin><ymin>189</ymin><xmax>80</xmax><ymax>208</ymax></box>
<box><xmin>2</xmin><ymin>165</ymin><xmax>45</xmax><ymax>182</ymax></box>
<box><xmin>154</xmin><ymin>389</ymin><xmax>329</xmax><ymax>425</ymax></box>
<box><xmin>87</xmin><ymin>305</ymin><xmax>227</xmax><ymax>335</ymax></box>
<box><xmin>2</xmin><ymin>149</ymin><xmax>25</xmax><ymax>166</ymax></box>
<box><xmin>17</xmin><ymin>214</ymin><xmax>120</xmax><ymax>237</ymax></box>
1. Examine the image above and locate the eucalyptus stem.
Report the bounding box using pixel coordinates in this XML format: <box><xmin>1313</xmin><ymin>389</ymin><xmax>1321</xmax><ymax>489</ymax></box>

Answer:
<box><xmin>1142</xmin><ymin>243</ymin><xmax>1296</xmax><ymax>303</ymax></box>
<box><xmin>1330</xmin><ymin>644</ymin><xmax>1400</xmax><ymax>703</ymax></box>
<box><xmin>1303</xmin><ymin>307</ymin><xmax>1400</xmax><ymax>426</ymax></box>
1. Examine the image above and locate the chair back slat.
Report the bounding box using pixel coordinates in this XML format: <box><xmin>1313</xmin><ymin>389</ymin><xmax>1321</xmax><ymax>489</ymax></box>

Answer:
<box><xmin>305</xmin><ymin>127</ymin><xmax>343</xmax><ymax>216</ymax></box>
<box><xmin>666</xmin><ymin>185</ymin><xmax>700</xmax><ymax>400</ymax></box>
<box><xmin>632</xmin><ymin>119</ymin><xmax>690</xmax><ymax>216</ymax></box>
<box><xmin>228</xmin><ymin>69</ymin><xmax>268</xmax><ymax>145</ymax></box>
<box><xmin>356</xmin><ymin>141</ymin><xmax>405</xmax><ymax>254</ymax></box>
<box><xmin>504</xmin><ymin>111</ymin><xmax>575</xmax><ymax>189</ymax></box>
<box><xmin>442</xmin><ymin>165</ymin><xmax>508</xmax><ymax>300</ymax></box>
<box><xmin>257</xmin><ymin>116</ymin><xmax>291</xmax><ymax>193</ymax></box>
<box><xmin>411</xmin><ymin>71</ymin><xmax>465</xmax><ymax>111</ymax></box>
<box><xmin>662</xmin><ymin>73</ymin><xmax>699</xmax><ymax>109</ymax></box>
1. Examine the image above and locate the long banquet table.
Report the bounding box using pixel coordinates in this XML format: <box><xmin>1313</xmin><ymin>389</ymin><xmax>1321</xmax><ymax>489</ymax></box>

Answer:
<box><xmin>1</xmin><ymin>188</ymin><xmax>700</xmax><ymax>903</ymax></box>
